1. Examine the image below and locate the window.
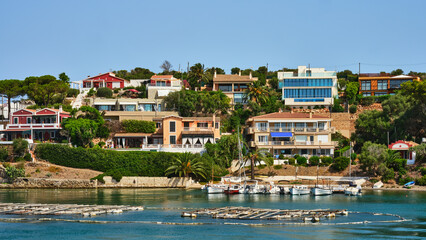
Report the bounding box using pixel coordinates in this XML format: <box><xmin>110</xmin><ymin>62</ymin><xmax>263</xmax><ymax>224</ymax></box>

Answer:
<box><xmin>310</xmin><ymin>136</ymin><xmax>314</xmax><ymax>142</ymax></box>
<box><xmin>283</xmin><ymin>88</ymin><xmax>331</xmax><ymax>99</ymax></box>
<box><xmin>283</xmin><ymin>78</ymin><xmax>333</xmax><ymax>87</ymax></box>
<box><xmin>156</xmin><ymin>122</ymin><xmax>162</xmax><ymax>128</ymax></box>
<box><xmin>124</xmin><ymin>105</ymin><xmax>136</xmax><ymax>111</ymax></box>
<box><xmin>377</xmin><ymin>80</ymin><xmax>387</xmax><ymax>90</ymax></box>
<box><xmin>218</xmin><ymin>84</ymin><xmax>232</xmax><ymax>92</ymax></box>
<box><xmin>170</xmin><ymin>136</ymin><xmax>176</xmax><ymax>144</ymax></box>
<box><xmin>184</xmin><ymin>122</ymin><xmax>189</xmax><ymax>128</ymax></box>
<box><xmin>318</xmin><ymin>135</ymin><xmax>328</xmax><ymax>142</ymax></box>
<box><xmin>375</xmin><ymin>92</ymin><xmax>387</xmax><ymax>96</ymax></box>
<box><xmin>300</xmin><ymin>149</ymin><xmax>308</xmax><ymax>155</ymax></box>
<box><xmin>14</xmin><ymin>117</ymin><xmax>18</xmax><ymax>124</ymax></box>
<box><xmin>234</xmin><ymin>93</ymin><xmax>247</xmax><ymax>103</ymax></box>
<box><xmin>169</xmin><ymin>121</ymin><xmax>176</xmax><ymax>132</ymax></box>
<box><xmin>363</xmin><ymin>92</ymin><xmax>371</xmax><ymax>97</ymax></box>
<box><xmin>390</xmin><ymin>79</ymin><xmax>410</xmax><ymax>89</ymax></box>
<box><xmin>295</xmin><ymin>135</ymin><xmax>307</xmax><ymax>142</ymax></box>
<box><xmin>256</xmin><ymin>122</ymin><xmax>268</xmax><ymax>131</ymax></box>
<box><xmin>361</xmin><ymin>81</ymin><xmax>371</xmax><ymax>90</ymax></box>
<box><xmin>318</xmin><ymin>122</ymin><xmax>326</xmax><ymax>130</ymax></box>
<box><xmin>215</xmin><ymin>122</ymin><xmax>219</xmax><ymax>129</ymax></box>
<box><xmin>258</xmin><ymin>136</ymin><xmax>268</xmax><ymax>143</ymax></box>
<box><xmin>50</xmin><ymin>131</ymin><xmax>55</xmax><ymax>138</ymax></box>
<box><xmin>143</xmin><ymin>104</ymin><xmax>152</xmax><ymax>111</ymax></box>
<box><xmin>27</xmin><ymin>117</ymin><xmax>32</xmax><ymax>124</ymax></box>
<box><xmin>197</xmin><ymin>122</ymin><xmax>208</xmax><ymax>128</ymax></box>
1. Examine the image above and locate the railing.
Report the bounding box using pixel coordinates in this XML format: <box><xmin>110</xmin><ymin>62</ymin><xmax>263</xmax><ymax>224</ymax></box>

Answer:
<box><xmin>183</xmin><ymin>127</ymin><xmax>213</xmax><ymax>132</ymax></box>
<box><xmin>294</xmin><ymin>127</ymin><xmax>305</xmax><ymax>132</ymax></box>
<box><xmin>147</xmin><ymin>82</ymin><xmax>182</xmax><ymax>87</ymax></box>
<box><xmin>281</xmin><ymin>72</ymin><xmax>336</xmax><ymax>77</ymax></box>
<box><xmin>141</xmin><ymin>144</ymin><xmax>204</xmax><ymax>149</ymax></box>
<box><xmin>306</xmin><ymin>128</ymin><xmax>317</xmax><ymax>132</ymax></box>
<box><xmin>248</xmin><ymin>127</ymin><xmax>331</xmax><ymax>133</ymax></box>
<box><xmin>7</xmin><ymin>123</ymin><xmax>60</xmax><ymax>129</ymax></box>
<box><xmin>250</xmin><ymin>141</ymin><xmax>336</xmax><ymax>146</ymax></box>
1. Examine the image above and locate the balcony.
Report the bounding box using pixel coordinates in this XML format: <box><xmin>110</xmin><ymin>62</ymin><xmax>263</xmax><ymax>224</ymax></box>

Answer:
<box><xmin>7</xmin><ymin>123</ymin><xmax>61</xmax><ymax>129</ymax></box>
<box><xmin>247</xmin><ymin>127</ymin><xmax>332</xmax><ymax>134</ymax></box>
<box><xmin>147</xmin><ymin>82</ymin><xmax>182</xmax><ymax>87</ymax></box>
<box><xmin>249</xmin><ymin>141</ymin><xmax>336</xmax><ymax>147</ymax></box>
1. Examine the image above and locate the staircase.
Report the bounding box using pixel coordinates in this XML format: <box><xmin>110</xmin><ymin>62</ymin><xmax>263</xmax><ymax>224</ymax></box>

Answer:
<box><xmin>72</xmin><ymin>89</ymin><xmax>88</xmax><ymax>109</ymax></box>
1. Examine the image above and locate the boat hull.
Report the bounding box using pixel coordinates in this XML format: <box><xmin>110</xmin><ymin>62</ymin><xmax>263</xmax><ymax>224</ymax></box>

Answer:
<box><xmin>311</xmin><ymin>187</ymin><xmax>332</xmax><ymax>196</ymax></box>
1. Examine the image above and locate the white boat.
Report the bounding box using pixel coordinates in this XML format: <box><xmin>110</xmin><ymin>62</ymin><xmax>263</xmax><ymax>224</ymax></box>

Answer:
<box><xmin>206</xmin><ymin>184</ymin><xmax>227</xmax><ymax>194</ymax></box>
<box><xmin>373</xmin><ymin>181</ymin><xmax>383</xmax><ymax>189</ymax></box>
<box><xmin>311</xmin><ymin>186</ymin><xmax>333</xmax><ymax>196</ymax></box>
<box><xmin>266</xmin><ymin>182</ymin><xmax>281</xmax><ymax>194</ymax></box>
<box><xmin>279</xmin><ymin>186</ymin><xmax>290</xmax><ymax>194</ymax></box>
<box><xmin>344</xmin><ymin>186</ymin><xmax>362</xmax><ymax>196</ymax></box>
<box><xmin>290</xmin><ymin>186</ymin><xmax>310</xmax><ymax>195</ymax></box>
<box><xmin>244</xmin><ymin>181</ymin><xmax>265</xmax><ymax>194</ymax></box>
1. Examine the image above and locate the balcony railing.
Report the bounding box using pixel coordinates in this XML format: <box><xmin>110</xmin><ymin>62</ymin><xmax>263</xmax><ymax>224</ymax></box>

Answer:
<box><xmin>7</xmin><ymin>123</ymin><xmax>61</xmax><ymax>129</ymax></box>
<box><xmin>183</xmin><ymin>127</ymin><xmax>213</xmax><ymax>132</ymax></box>
<box><xmin>141</xmin><ymin>144</ymin><xmax>204</xmax><ymax>149</ymax></box>
<box><xmin>248</xmin><ymin>127</ymin><xmax>331</xmax><ymax>133</ymax></box>
<box><xmin>147</xmin><ymin>82</ymin><xmax>182</xmax><ymax>87</ymax></box>
<box><xmin>251</xmin><ymin>141</ymin><xmax>335</xmax><ymax>146</ymax></box>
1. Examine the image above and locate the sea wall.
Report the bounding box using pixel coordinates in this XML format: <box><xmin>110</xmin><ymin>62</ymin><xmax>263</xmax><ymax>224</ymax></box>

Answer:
<box><xmin>0</xmin><ymin>176</ymin><xmax>195</xmax><ymax>188</ymax></box>
<box><xmin>101</xmin><ymin>176</ymin><xmax>194</xmax><ymax>188</ymax></box>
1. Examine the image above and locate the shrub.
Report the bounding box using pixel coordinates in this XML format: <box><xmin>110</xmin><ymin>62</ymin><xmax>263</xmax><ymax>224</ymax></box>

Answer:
<box><xmin>87</xmin><ymin>88</ymin><xmax>96</xmax><ymax>97</ymax></box>
<box><xmin>309</xmin><ymin>156</ymin><xmax>320</xmax><ymax>166</ymax></box>
<box><xmin>0</xmin><ymin>147</ymin><xmax>8</xmax><ymax>161</ymax></box>
<box><xmin>320</xmin><ymin>156</ymin><xmax>333</xmax><ymax>166</ymax></box>
<box><xmin>296</xmin><ymin>156</ymin><xmax>307</xmax><ymax>166</ymax></box>
<box><xmin>113</xmin><ymin>89</ymin><xmax>119</xmax><ymax>94</ymax></box>
<box><xmin>35</xmin><ymin>143</ymin><xmax>179</xmax><ymax>178</ymax></box>
<box><xmin>278</xmin><ymin>154</ymin><xmax>285</xmax><ymax>160</ymax></box>
<box><xmin>416</xmin><ymin>175</ymin><xmax>426</xmax><ymax>186</ymax></box>
<box><xmin>288</xmin><ymin>158</ymin><xmax>296</xmax><ymax>165</ymax></box>
<box><xmin>61</xmin><ymin>139</ymin><xmax>69</xmax><ymax>144</ymax></box>
<box><xmin>398</xmin><ymin>175</ymin><xmax>414</xmax><ymax>185</ymax></box>
<box><xmin>67</xmin><ymin>88</ymin><xmax>80</xmax><ymax>97</ymax></box>
<box><xmin>388</xmin><ymin>158</ymin><xmax>407</xmax><ymax>173</ymax></box>
<box><xmin>91</xmin><ymin>173</ymin><xmax>106</xmax><ymax>184</ymax></box>
<box><xmin>98</xmin><ymin>142</ymin><xmax>106</xmax><ymax>148</ymax></box>
<box><xmin>96</xmin><ymin>87</ymin><xmax>113</xmax><ymax>98</ymax></box>
<box><xmin>13</xmin><ymin>138</ymin><xmax>28</xmax><ymax>157</ymax></box>
<box><xmin>122</xmin><ymin>120</ymin><xmax>156</xmax><ymax>133</ymax></box>
<box><xmin>349</xmin><ymin>105</ymin><xmax>357</xmax><ymax>114</ymax></box>
<box><xmin>420</xmin><ymin>167</ymin><xmax>426</xmax><ymax>176</ymax></box>
<box><xmin>350</xmin><ymin>153</ymin><xmax>357</xmax><ymax>161</ymax></box>
<box><xmin>273</xmin><ymin>165</ymin><xmax>283</xmax><ymax>170</ymax></box>
<box><xmin>331</xmin><ymin>157</ymin><xmax>350</xmax><ymax>171</ymax></box>
<box><xmin>5</xmin><ymin>166</ymin><xmax>25</xmax><ymax>181</ymax></box>
<box><xmin>23</xmin><ymin>153</ymin><xmax>32</xmax><ymax>162</ymax></box>
<box><xmin>16</xmin><ymin>160</ymin><xmax>25</xmax><ymax>169</ymax></box>
<box><xmin>382</xmin><ymin>168</ymin><xmax>395</xmax><ymax>183</ymax></box>
<box><xmin>332</xmin><ymin>98</ymin><xmax>344</xmax><ymax>112</ymax></box>
<box><xmin>360</xmin><ymin>96</ymin><xmax>375</xmax><ymax>106</ymax></box>
<box><xmin>294</xmin><ymin>154</ymin><xmax>300</xmax><ymax>159</ymax></box>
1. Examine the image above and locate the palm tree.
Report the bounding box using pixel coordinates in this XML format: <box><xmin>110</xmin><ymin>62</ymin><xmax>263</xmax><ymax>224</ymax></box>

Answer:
<box><xmin>245</xmin><ymin>80</ymin><xmax>268</xmax><ymax>105</ymax></box>
<box><xmin>245</xmin><ymin>149</ymin><xmax>269</xmax><ymax>179</ymax></box>
<box><xmin>165</xmin><ymin>152</ymin><xmax>207</xmax><ymax>179</ymax></box>
<box><xmin>188</xmin><ymin>63</ymin><xmax>212</xmax><ymax>90</ymax></box>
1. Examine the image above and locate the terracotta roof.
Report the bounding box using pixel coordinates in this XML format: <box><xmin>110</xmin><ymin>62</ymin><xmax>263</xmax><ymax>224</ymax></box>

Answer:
<box><xmin>213</xmin><ymin>74</ymin><xmax>258</xmax><ymax>83</ymax></box>
<box><xmin>85</xmin><ymin>72</ymin><xmax>130</xmax><ymax>82</ymax></box>
<box><xmin>249</xmin><ymin>112</ymin><xmax>329</xmax><ymax>120</ymax></box>
<box><xmin>151</xmin><ymin>75</ymin><xmax>175</xmax><ymax>80</ymax></box>
<box><xmin>114</xmin><ymin>132</ymin><xmax>152</xmax><ymax>137</ymax></box>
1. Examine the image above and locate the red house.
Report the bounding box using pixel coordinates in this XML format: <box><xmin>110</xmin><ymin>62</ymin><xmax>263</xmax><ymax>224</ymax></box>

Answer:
<box><xmin>1</xmin><ymin>107</ymin><xmax>70</xmax><ymax>142</ymax></box>
<box><xmin>82</xmin><ymin>72</ymin><xmax>129</xmax><ymax>89</ymax></box>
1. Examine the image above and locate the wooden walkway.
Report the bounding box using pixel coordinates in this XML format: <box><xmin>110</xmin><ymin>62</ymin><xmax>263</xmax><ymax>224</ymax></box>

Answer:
<box><xmin>0</xmin><ymin>203</ymin><xmax>144</xmax><ymax>217</ymax></box>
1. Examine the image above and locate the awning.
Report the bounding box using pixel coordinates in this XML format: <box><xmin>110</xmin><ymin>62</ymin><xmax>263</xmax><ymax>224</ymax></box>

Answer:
<box><xmin>157</xmin><ymin>90</ymin><xmax>172</xmax><ymax>97</ymax></box>
<box><xmin>271</xmin><ymin>132</ymin><xmax>293</xmax><ymax>138</ymax></box>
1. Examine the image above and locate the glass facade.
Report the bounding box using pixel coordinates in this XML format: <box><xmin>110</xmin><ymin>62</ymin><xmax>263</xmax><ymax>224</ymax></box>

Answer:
<box><xmin>361</xmin><ymin>81</ymin><xmax>371</xmax><ymax>90</ymax></box>
<box><xmin>377</xmin><ymin>80</ymin><xmax>387</xmax><ymax>90</ymax></box>
<box><xmin>390</xmin><ymin>79</ymin><xmax>411</xmax><ymax>89</ymax></box>
<box><xmin>283</xmin><ymin>88</ymin><xmax>331</xmax><ymax>98</ymax></box>
<box><xmin>282</xmin><ymin>78</ymin><xmax>333</xmax><ymax>87</ymax></box>
<box><xmin>375</xmin><ymin>92</ymin><xmax>387</xmax><ymax>96</ymax></box>
<box><xmin>234</xmin><ymin>93</ymin><xmax>247</xmax><ymax>104</ymax></box>
<box><xmin>363</xmin><ymin>92</ymin><xmax>371</xmax><ymax>96</ymax></box>
<box><xmin>218</xmin><ymin>84</ymin><xmax>232</xmax><ymax>92</ymax></box>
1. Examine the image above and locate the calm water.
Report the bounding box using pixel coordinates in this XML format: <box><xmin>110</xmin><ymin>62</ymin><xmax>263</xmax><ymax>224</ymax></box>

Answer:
<box><xmin>0</xmin><ymin>188</ymin><xmax>425</xmax><ymax>239</ymax></box>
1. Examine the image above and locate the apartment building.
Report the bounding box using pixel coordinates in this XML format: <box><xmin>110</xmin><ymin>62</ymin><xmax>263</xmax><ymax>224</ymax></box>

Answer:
<box><xmin>0</xmin><ymin>107</ymin><xmax>70</xmax><ymax>142</ymax></box>
<box><xmin>277</xmin><ymin>66</ymin><xmax>338</xmax><ymax>107</ymax></box>
<box><xmin>113</xmin><ymin>115</ymin><xmax>221</xmax><ymax>153</ymax></box>
<box><xmin>246</xmin><ymin>112</ymin><xmax>336</xmax><ymax>158</ymax></box>
<box><xmin>212</xmin><ymin>71</ymin><xmax>257</xmax><ymax>105</ymax></box>
<box><xmin>358</xmin><ymin>73</ymin><xmax>420</xmax><ymax>96</ymax></box>
<box><xmin>81</xmin><ymin>72</ymin><xmax>129</xmax><ymax>89</ymax></box>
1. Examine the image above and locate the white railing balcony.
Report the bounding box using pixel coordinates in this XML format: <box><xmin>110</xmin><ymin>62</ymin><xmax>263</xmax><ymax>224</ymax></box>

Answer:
<box><xmin>306</xmin><ymin>128</ymin><xmax>317</xmax><ymax>132</ymax></box>
<box><xmin>7</xmin><ymin>123</ymin><xmax>61</xmax><ymax>129</ymax></box>
<box><xmin>294</xmin><ymin>127</ymin><xmax>305</xmax><ymax>132</ymax></box>
<box><xmin>141</xmin><ymin>144</ymin><xmax>205</xmax><ymax>149</ymax></box>
<box><xmin>183</xmin><ymin>127</ymin><xmax>212</xmax><ymax>132</ymax></box>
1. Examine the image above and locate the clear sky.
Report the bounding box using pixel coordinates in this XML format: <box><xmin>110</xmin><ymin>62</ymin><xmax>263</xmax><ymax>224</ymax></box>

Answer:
<box><xmin>1</xmin><ymin>0</ymin><xmax>426</xmax><ymax>82</ymax></box>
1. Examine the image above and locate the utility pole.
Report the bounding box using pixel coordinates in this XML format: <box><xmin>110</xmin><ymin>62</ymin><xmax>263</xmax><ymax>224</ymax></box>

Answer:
<box><xmin>387</xmin><ymin>131</ymin><xmax>389</xmax><ymax>146</ymax></box>
<box><xmin>358</xmin><ymin>62</ymin><xmax>361</xmax><ymax>75</ymax></box>
<box><xmin>178</xmin><ymin>64</ymin><xmax>181</xmax><ymax>73</ymax></box>
<box><xmin>187</xmin><ymin>62</ymin><xmax>189</xmax><ymax>73</ymax></box>
<box><xmin>349</xmin><ymin>142</ymin><xmax>352</xmax><ymax>178</ymax></box>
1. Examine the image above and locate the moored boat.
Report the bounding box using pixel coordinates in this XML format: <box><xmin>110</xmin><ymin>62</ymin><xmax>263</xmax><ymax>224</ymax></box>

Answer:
<box><xmin>311</xmin><ymin>186</ymin><xmax>333</xmax><ymax>196</ymax></box>
<box><xmin>344</xmin><ymin>186</ymin><xmax>362</xmax><ymax>196</ymax></box>
<box><xmin>290</xmin><ymin>186</ymin><xmax>310</xmax><ymax>195</ymax></box>
<box><xmin>224</xmin><ymin>184</ymin><xmax>242</xmax><ymax>194</ymax></box>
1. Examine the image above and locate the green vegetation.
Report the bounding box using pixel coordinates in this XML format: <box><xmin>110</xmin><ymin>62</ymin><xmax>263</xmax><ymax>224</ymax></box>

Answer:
<box><xmin>67</xmin><ymin>88</ymin><xmax>80</xmax><ymax>97</ymax></box>
<box><xmin>13</xmin><ymin>139</ymin><xmax>28</xmax><ymax>158</ymax></box>
<box><xmin>5</xmin><ymin>166</ymin><xmax>25</xmax><ymax>182</ymax></box>
<box><xmin>122</xmin><ymin>120</ymin><xmax>156</xmax><ymax>133</ymax></box>
<box><xmin>309</xmin><ymin>156</ymin><xmax>320</xmax><ymax>166</ymax></box>
<box><xmin>96</xmin><ymin>87</ymin><xmax>113</xmax><ymax>98</ymax></box>
<box><xmin>349</xmin><ymin>104</ymin><xmax>357</xmax><ymax>114</ymax></box>
<box><xmin>165</xmin><ymin>152</ymin><xmax>206</xmax><ymax>178</ymax></box>
<box><xmin>296</xmin><ymin>156</ymin><xmax>307</xmax><ymax>166</ymax></box>
<box><xmin>331</xmin><ymin>157</ymin><xmax>350</xmax><ymax>171</ymax></box>
<box><xmin>0</xmin><ymin>147</ymin><xmax>9</xmax><ymax>161</ymax></box>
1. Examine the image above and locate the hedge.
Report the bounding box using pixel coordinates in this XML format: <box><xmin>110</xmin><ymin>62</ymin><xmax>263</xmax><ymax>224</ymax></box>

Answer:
<box><xmin>35</xmin><ymin>144</ymin><xmax>178</xmax><ymax>179</ymax></box>
<box><xmin>96</xmin><ymin>87</ymin><xmax>113</xmax><ymax>98</ymax></box>
<box><xmin>331</xmin><ymin>156</ymin><xmax>350</xmax><ymax>171</ymax></box>
<box><xmin>122</xmin><ymin>120</ymin><xmax>156</xmax><ymax>133</ymax></box>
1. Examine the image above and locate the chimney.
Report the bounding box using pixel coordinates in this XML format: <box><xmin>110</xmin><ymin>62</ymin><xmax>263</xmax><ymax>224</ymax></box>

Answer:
<box><xmin>238</xmin><ymin>70</ymin><xmax>241</xmax><ymax>76</ymax></box>
<box><xmin>212</xmin><ymin>114</ymin><xmax>216</xmax><ymax>128</ymax></box>
<box><xmin>290</xmin><ymin>108</ymin><xmax>293</xmax><ymax>114</ymax></box>
<box><xmin>214</xmin><ymin>70</ymin><xmax>217</xmax><ymax>78</ymax></box>
<box><xmin>249</xmin><ymin>71</ymin><xmax>252</xmax><ymax>79</ymax></box>
<box><xmin>309</xmin><ymin>112</ymin><xmax>312</xmax><ymax>118</ymax></box>
<box><xmin>59</xmin><ymin>105</ymin><xmax>63</xmax><ymax>112</ymax></box>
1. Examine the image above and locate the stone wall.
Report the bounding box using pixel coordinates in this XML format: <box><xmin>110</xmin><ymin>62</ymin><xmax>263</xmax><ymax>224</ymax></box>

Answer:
<box><xmin>101</xmin><ymin>176</ymin><xmax>193</xmax><ymax>188</ymax></box>
<box><xmin>5</xmin><ymin>178</ymin><xmax>97</xmax><ymax>188</ymax></box>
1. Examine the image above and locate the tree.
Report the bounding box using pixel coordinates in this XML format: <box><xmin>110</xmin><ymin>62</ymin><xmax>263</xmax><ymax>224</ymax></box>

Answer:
<box><xmin>358</xmin><ymin>141</ymin><xmax>388</xmax><ymax>175</ymax></box>
<box><xmin>113</xmin><ymin>67</ymin><xmax>155</xmax><ymax>80</ymax></box>
<box><xmin>188</xmin><ymin>63</ymin><xmax>212</xmax><ymax>90</ymax></box>
<box><xmin>245</xmin><ymin>149</ymin><xmax>268</xmax><ymax>179</ymax></box>
<box><xmin>23</xmin><ymin>75</ymin><xmax>69</xmax><ymax>106</ymax></box>
<box><xmin>165</xmin><ymin>152</ymin><xmax>206</xmax><ymax>179</ymax></box>
<box><xmin>391</xmin><ymin>69</ymin><xmax>404</xmax><ymax>76</ymax></box>
<box><xmin>345</xmin><ymin>82</ymin><xmax>359</xmax><ymax>102</ymax></box>
<box><xmin>0</xmin><ymin>80</ymin><xmax>23</xmax><ymax>119</ymax></box>
<box><xmin>352</xmin><ymin>110</ymin><xmax>390</xmax><ymax>150</ymax></box>
<box><xmin>245</xmin><ymin>80</ymin><xmax>268</xmax><ymax>105</ymax></box>
<box><xmin>160</xmin><ymin>60</ymin><xmax>173</xmax><ymax>73</ymax></box>
<box><xmin>58</xmin><ymin>72</ymin><xmax>70</xmax><ymax>83</ymax></box>
<box><xmin>206</xmin><ymin>67</ymin><xmax>225</xmax><ymax>75</ymax></box>
<box><xmin>62</xmin><ymin>118</ymin><xmax>99</xmax><ymax>147</ymax></box>
<box><xmin>268</xmin><ymin>77</ymin><xmax>278</xmax><ymax>90</ymax></box>
<box><xmin>231</xmin><ymin>67</ymin><xmax>241</xmax><ymax>75</ymax></box>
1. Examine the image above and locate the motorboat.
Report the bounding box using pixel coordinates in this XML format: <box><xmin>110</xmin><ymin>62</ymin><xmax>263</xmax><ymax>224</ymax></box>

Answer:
<box><xmin>344</xmin><ymin>186</ymin><xmax>362</xmax><ymax>196</ymax></box>
<box><xmin>403</xmin><ymin>181</ymin><xmax>415</xmax><ymax>188</ymax></box>
<box><xmin>290</xmin><ymin>186</ymin><xmax>310</xmax><ymax>195</ymax></box>
<box><xmin>224</xmin><ymin>184</ymin><xmax>242</xmax><ymax>194</ymax></box>
<box><xmin>266</xmin><ymin>182</ymin><xmax>281</xmax><ymax>194</ymax></box>
<box><xmin>278</xmin><ymin>186</ymin><xmax>290</xmax><ymax>194</ymax></box>
<box><xmin>311</xmin><ymin>186</ymin><xmax>333</xmax><ymax>196</ymax></box>
<box><xmin>243</xmin><ymin>181</ymin><xmax>265</xmax><ymax>194</ymax></box>
<box><xmin>206</xmin><ymin>184</ymin><xmax>227</xmax><ymax>194</ymax></box>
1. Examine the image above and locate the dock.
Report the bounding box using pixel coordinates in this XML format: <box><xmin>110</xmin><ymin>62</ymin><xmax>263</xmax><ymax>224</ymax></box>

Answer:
<box><xmin>182</xmin><ymin>207</ymin><xmax>348</xmax><ymax>222</ymax></box>
<box><xmin>0</xmin><ymin>203</ymin><xmax>144</xmax><ymax>217</ymax></box>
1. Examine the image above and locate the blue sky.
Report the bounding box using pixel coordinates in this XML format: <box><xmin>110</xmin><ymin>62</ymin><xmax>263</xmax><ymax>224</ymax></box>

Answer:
<box><xmin>1</xmin><ymin>0</ymin><xmax>425</xmax><ymax>82</ymax></box>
